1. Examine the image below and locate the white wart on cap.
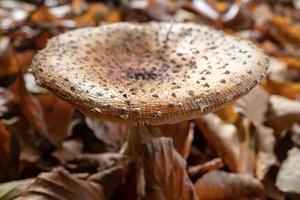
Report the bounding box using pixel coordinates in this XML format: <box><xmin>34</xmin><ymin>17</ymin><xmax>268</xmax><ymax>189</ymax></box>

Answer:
<box><xmin>31</xmin><ymin>22</ymin><xmax>269</xmax><ymax>125</ymax></box>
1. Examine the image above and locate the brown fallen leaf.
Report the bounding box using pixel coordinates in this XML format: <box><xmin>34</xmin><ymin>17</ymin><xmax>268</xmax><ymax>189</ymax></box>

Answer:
<box><xmin>142</xmin><ymin>137</ymin><xmax>198</xmax><ymax>200</ymax></box>
<box><xmin>159</xmin><ymin>121</ymin><xmax>194</xmax><ymax>159</ymax></box>
<box><xmin>69</xmin><ymin>3</ymin><xmax>112</xmax><ymax>26</ymax></box>
<box><xmin>237</xmin><ymin>86</ymin><xmax>270</xmax><ymax>124</ymax></box>
<box><xmin>37</xmin><ymin>93</ymin><xmax>74</xmax><ymax>144</ymax></box>
<box><xmin>276</xmin><ymin>147</ymin><xmax>300</xmax><ymax>199</ymax></box>
<box><xmin>85</xmin><ymin>117</ymin><xmax>127</xmax><ymax>152</ymax></box>
<box><xmin>51</xmin><ymin>138</ymin><xmax>83</xmax><ymax>164</ymax></box>
<box><xmin>195</xmin><ymin>114</ymin><xmax>240</xmax><ymax>172</ymax></box>
<box><xmin>11</xmin><ymin>75</ymin><xmax>54</xmax><ymax>153</ymax></box>
<box><xmin>195</xmin><ymin>170</ymin><xmax>265</xmax><ymax>200</ymax></box>
<box><xmin>0</xmin><ymin>87</ymin><xmax>15</xmax><ymax>118</ymax></box>
<box><xmin>262</xmin><ymin>79</ymin><xmax>300</xmax><ymax>99</ymax></box>
<box><xmin>0</xmin><ymin>36</ymin><xmax>19</xmax><ymax>77</ymax></box>
<box><xmin>88</xmin><ymin>164</ymin><xmax>129</xmax><ymax>200</ymax></box>
<box><xmin>68</xmin><ymin>152</ymin><xmax>125</xmax><ymax>173</ymax></box>
<box><xmin>266</xmin><ymin>95</ymin><xmax>300</xmax><ymax>136</ymax></box>
<box><xmin>30</xmin><ymin>5</ymin><xmax>60</xmax><ymax>24</ymax></box>
<box><xmin>0</xmin><ymin>178</ymin><xmax>34</xmax><ymax>200</ymax></box>
<box><xmin>214</xmin><ymin>105</ymin><xmax>238</xmax><ymax>124</ymax></box>
<box><xmin>254</xmin><ymin>123</ymin><xmax>277</xmax><ymax>180</ymax></box>
<box><xmin>278</xmin><ymin>55</ymin><xmax>300</xmax><ymax>71</ymax></box>
<box><xmin>188</xmin><ymin>158</ymin><xmax>224</xmax><ymax>177</ymax></box>
<box><xmin>0</xmin><ymin>120</ymin><xmax>20</xmax><ymax>181</ymax></box>
<box><xmin>270</xmin><ymin>15</ymin><xmax>300</xmax><ymax>46</ymax></box>
<box><xmin>17</xmin><ymin>168</ymin><xmax>105</xmax><ymax>200</ymax></box>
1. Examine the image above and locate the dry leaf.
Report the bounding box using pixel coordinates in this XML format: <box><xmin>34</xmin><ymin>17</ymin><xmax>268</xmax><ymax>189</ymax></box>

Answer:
<box><xmin>38</xmin><ymin>93</ymin><xmax>74</xmax><ymax>144</ymax></box>
<box><xmin>254</xmin><ymin>123</ymin><xmax>277</xmax><ymax>180</ymax></box>
<box><xmin>195</xmin><ymin>170</ymin><xmax>265</xmax><ymax>200</ymax></box>
<box><xmin>188</xmin><ymin>158</ymin><xmax>224</xmax><ymax>177</ymax></box>
<box><xmin>0</xmin><ymin>120</ymin><xmax>20</xmax><ymax>181</ymax></box>
<box><xmin>267</xmin><ymin>95</ymin><xmax>300</xmax><ymax>136</ymax></box>
<box><xmin>195</xmin><ymin>114</ymin><xmax>240</xmax><ymax>172</ymax></box>
<box><xmin>270</xmin><ymin>15</ymin><xmax>300</xmax><ymax>46</ymax></box>
<box><xmin>0</xmin><ymin>178</ymin><xmax>34</xmax><ymax>200</ymax></box>
<box><xmin>278</xmin><ymin>55</ymin><xmax>300</xmax><ymax>71</ymax></box>
<box><xmin>159</xmin><ymin>121</ymin><xmax>194</xmax><ymax>159</ymax></box>
<box><xmin>70</xmin><ymin>3</ymin><xmax>111</xmax><ymax>25</ymax></box>
<box><xmin>69</xmin><ymin>153</ymin><xmax>125</xmax><ymax>172</ymax></box>
<box><xmin>0</xmin><ymin>37</ymin><xmax>19</xmax><ymax>77</ymax></box>
<box><xmin>143</xmin><ymin>137</ymin><xmax>198</xmax><ymax>200</ymax></box>
<box><xmin>262</xmin><ymin>79</ymin><xmax>300</xmax><ymax>99</ymax></box>
<box><xmin>85</xmin><ymin>117</ymin><xmax>127</xmax><ymax>151</ymax></box>
<box><xmin>0</xmin><ymin>87</ymin><xmax>15</xmax><ymax>118</ymax></box>
<box><xmin>88</xmin><ymin>165</ymin><xmax>128</xmax><ymax>199</ymax></box>
<box><xmin>17</xmin><ymin>168</ymin><xmax>105</xmax><ymax>200</ymax></box>
<box><xmin>30</xmin><ymin>5</ymin><xmax>60</xmax><ymax>23</ymax></box>
<box><xmin>237</xmin><ymin>86</ymin><xmax>270</xmax><ymax>124</ymax></box>
<box><xmin>12</xmin><ymin>75</ymin><xmax>52</xmax><ymax>144</ymax></box>
<box><xmin>215</xmin><ymin>105</ymin><xmax>238</xmax><ymax>124</ymax></box>
<box><xmin>51</xmin><ymin>138</ymin><xmax>83</xmax><ymax>164</ymax></box>
<box><xmin>276</xmin><ymin>147</ymin><xmax>300</xmax><ymax>199</ymax></box>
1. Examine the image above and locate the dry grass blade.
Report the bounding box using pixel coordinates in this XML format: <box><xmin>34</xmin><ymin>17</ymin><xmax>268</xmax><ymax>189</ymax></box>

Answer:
<box><xmin>17</xmin><ymin>168</ymin><xmax>105</xmax><ymax>200</ymax></box>
<box><xmin>143</xmin><ymin>137</ymin><xmax>198</xmax><ymax>200</ymax></box>
<box><xmin>195</xmin><ymin>170</ymin><xmax>265</xmax><ymax>200</ymax></box>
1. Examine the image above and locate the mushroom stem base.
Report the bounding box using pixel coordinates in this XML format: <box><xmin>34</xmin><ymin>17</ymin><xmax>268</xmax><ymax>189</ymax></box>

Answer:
<box><xmin>126</xmin><ymin>125</ymin><xmax>161</xmax><ymax>199</ymax></box>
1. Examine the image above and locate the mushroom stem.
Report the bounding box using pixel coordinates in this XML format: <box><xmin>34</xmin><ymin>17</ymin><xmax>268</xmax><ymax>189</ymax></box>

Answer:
<box><xmin>126</xmin><ymin>125</ymin><xmax>161</xmax><ymax>198</ymax></box>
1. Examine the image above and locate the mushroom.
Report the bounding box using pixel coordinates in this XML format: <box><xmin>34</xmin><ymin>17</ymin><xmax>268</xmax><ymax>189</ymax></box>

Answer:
<box><xmin>30</xmin><ymin>22</ymin><xmax>269</xmax><ymax>196</ymax></box>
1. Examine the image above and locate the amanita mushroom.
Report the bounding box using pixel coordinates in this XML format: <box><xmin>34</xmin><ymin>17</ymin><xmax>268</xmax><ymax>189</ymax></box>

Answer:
<box><xmin>30</xmin><ymin>22</ymin><xmax>269</xmax><ymax>195</ymax></box>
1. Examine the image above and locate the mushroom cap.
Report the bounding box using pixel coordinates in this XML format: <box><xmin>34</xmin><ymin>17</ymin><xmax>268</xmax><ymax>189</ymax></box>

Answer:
<box><xmin>31</xmin><ymin>22</ymin><xmax>269</xmax><ymax>125</ymax></box>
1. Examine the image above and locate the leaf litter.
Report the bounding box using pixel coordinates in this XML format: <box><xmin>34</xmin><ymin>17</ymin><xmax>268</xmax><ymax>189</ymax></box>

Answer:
<box><xmin>0</xmin><ymin>0</ymin><xmax>300</xmax><ymax>200</ymax></box>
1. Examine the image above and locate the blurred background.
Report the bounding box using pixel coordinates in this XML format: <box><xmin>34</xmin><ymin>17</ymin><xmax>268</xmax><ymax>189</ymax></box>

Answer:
<box><xmin>0</xmin><ymin>0</ymin><xmax>300</xmax><ymax>200</ymax></box>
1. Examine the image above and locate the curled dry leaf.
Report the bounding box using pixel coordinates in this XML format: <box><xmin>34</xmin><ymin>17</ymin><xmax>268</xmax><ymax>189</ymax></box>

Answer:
<box><xmin>195</xmin><ymin>170</ymin><xmax>265</xmax><ymax>200</ymax></box>
<box><xmin>143</xmin><ymin>137</ymin><xmax>198</xmax><ymax>200</ymax></box>
<box><xmin>267</xmin><ymin>95</ymin><xmax>300</xmax><ymax>136</ymax></box>
<box><xmin>159</xmin><ymin>121</ymin><xmax>194</xmax><ymax>159</ymax></box>
<box><xmin>276</xmin><ymin>147</ymin><xmax>300</xmax><ymax>199</ymax></box>
<box><xmin>17</xmin><ymin>168</ymin><xmax>105</xmax><ymax>200</ymax></box>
